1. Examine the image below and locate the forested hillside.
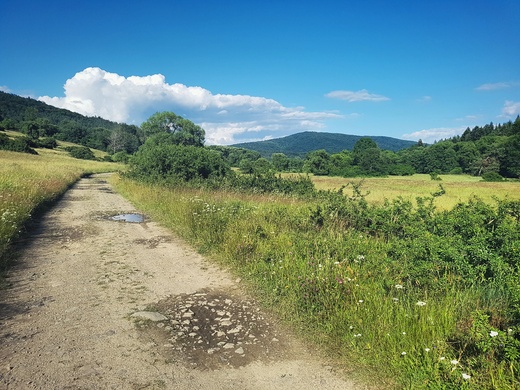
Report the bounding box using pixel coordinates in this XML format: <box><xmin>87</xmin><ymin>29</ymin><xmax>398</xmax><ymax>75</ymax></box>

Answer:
<box><xmin>232</xmin><ymin>131</ymin><xmax>416</xmax><ymax>158</ymax></box>
<box><xmin>0</xmin><ymin>91</ymin><xmax>142</xmax><ymax>154</ymax></box>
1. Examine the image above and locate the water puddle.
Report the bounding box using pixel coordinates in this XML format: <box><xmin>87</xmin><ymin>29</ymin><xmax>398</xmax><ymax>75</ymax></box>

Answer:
<box><xmin>111</xmin><ymin>213</ymin><xmax>145</xmax><ymax>223</ymax></box>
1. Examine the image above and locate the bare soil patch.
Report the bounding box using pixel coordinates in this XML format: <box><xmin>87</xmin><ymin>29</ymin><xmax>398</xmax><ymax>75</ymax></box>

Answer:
<box><xmin>0</xmin><ymin>174</ymin><xmax>362</xmax><ymax>389</ymax></box>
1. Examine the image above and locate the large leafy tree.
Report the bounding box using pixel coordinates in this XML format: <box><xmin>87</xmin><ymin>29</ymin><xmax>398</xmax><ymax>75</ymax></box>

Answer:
<box><xmin>140</xmin><ymin>111</ymin><xmax>205</xmax><ymax>147</ymax></box>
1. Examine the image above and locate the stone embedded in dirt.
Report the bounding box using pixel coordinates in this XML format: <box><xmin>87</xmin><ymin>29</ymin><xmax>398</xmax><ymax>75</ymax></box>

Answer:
<box><xmin>131</xmin><ymin>311</ymin><xmax>168</xmax><ymax>322</ymax></box>
<box><xmin>138</xmin><ymin>289</ymin><xmax>286</xmax><ymax>370</ymax></box>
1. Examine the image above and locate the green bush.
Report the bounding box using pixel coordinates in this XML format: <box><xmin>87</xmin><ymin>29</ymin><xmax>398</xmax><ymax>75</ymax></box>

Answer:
<box><xmin>481</xmin><ymin>171</ymin><xmax>505</xmax><ymax>182</ymax></box>
<box><xmin>64</xmin><ymin>146</ymin><xmax>96</xmax><ymax>160</ymax></box>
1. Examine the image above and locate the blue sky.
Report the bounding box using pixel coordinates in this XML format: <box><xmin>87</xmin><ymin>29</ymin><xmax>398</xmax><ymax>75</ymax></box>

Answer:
<box><xmin>1</xmin><ymin>0</ymin><xmax>519</xmax><ymax>145</ymax></box>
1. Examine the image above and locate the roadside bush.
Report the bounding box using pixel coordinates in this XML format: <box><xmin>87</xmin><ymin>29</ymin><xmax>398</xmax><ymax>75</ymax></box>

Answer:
<box><xmin>129</xmin><ymin>143</ymin><xmax>231</xmax><ymax>183</ymax></box>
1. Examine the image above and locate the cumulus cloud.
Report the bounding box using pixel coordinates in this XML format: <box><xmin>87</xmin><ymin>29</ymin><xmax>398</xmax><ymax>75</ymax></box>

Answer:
<box><xmin>501</xmin><ymin>100</ymin><xmax>520</xmax><ymax>118</ymax></box>
<box><xmin>38</xmin><ymin>67</ymin><xmax>341</xmax><ymax>144</ymax></box>
<box><xmin>325</xmin><ymin>89</ymin><xmax>390</xmax><ymax>102</ymax></box>
<box><xmin>402</xmin><ymin>127</ymin><xmax>467</xmax><ymax>144</ymax></box>
<box><xmin>476</xmin><ymin>81</ymin><xmax>520</xmax><ymax>91</ymax></box>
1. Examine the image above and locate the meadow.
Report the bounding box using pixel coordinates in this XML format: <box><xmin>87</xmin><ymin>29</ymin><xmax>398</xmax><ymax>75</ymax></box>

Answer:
<box><xmin>113</xmin><ymin>174</ymin><xmax>520</xmax><ymax>389</ymax></box>
<box><xmin>308</xmin><ymin>173</ymin><xmax>520</xmax><ymax>211</ymax></box>
<box><xmin>0</xmin><ymin>147</ymin><xmax>124</xmax><ymax>272</ymax></box>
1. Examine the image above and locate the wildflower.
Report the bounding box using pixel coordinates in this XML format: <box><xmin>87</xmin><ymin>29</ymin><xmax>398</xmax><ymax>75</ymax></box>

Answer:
<box><xmin>424</xmin><ymin>348</ymin><xmax>430</xmax><ymax>352</ymax></box>
<box><xmin>439</xmin><ymin>357</ymin><xmax>445</xmax><ymax>361</ymax></box>
<box><xmin>358</xmin><ymin>300</ymin><xmax>364</xmax><ymax>303</ymax></box>
<box><xmin>416</xmin><ymin>301</ymin><xmax>427</xmax><ymax>306</ymax></box>
<box><xmin>353</xmin><ymin>333</ymin><xmax>362</xmax><ymax>338</ymax></box>
<box><xmin>402</xmin><ymin>332</ymin><xmax>406</xmax><ymax>335</ymax></box>
<box><xmin>334</xmin><ymin>261</ymin><xmax>340</xmax><ymax>265</ymax></box>
<box><xmin>392</xmin><ymin>298</ymin><xmax>399</xmax><ymax>303</ymax></box>
<box><xmin>490</xmin><ymin>331</ymin><xmax>499</xmax><ymax>337</ymax></box>
<box><xmin>401</xmin><ymin>352</ymin><xmax>407</xmax><ymax>356</ymax></box>
<box><xmin>394</xmin><ymin>284</ymin><xmax>404</xmax><ymax>289</ymax></box>
<box><xmin>451</xmin><ymin>359</ymin><xmax>458</xmax><ymax>365</ymax></box>
<box><xmin>349</xmin><ymin>325</ymin><xmax>354</xmax><ymax>330</ymax></box>
<box><xmin>462</xmin><ymin>373</ymin><xmax>471</xmax><ymax>380</ymax></box>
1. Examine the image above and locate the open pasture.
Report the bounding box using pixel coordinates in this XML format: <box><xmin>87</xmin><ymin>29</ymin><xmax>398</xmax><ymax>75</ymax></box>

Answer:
<box><xmin>310</xmin><ymin>174</ymin><xmax>520</xmax><ymax>210</ymax></box>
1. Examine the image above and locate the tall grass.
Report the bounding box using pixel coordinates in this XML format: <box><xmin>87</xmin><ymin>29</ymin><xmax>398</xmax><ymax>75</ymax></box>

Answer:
<box><xmin>0</xmin><ymin>149</ymin><xmax>123</xmax><ymax>270</ymax></box>
<box><xmin>113</xmin><ymin>175</ymin><xmax>519</xmax><ymax>389</ymax></box>
<box><xmin>309</xmin><ymin>174</ymin><xmax>520</xmax><ymax>210</ymax></box>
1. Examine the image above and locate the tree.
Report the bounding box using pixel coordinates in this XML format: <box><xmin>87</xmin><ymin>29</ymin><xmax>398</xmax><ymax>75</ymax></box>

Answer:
<box><xmin>271</xmin><ymin>153</ymin><xmax>290</xmax><ymax>172</ymax></box>
<box><xmin>140</xmin><ymin>111</ymin><xmax>205</xmax><ymax>146</ymax></box>
<box><xmin>305</xmin><ymin>149</ymin><xmax>331</xmax><ymax>175</ymax></box>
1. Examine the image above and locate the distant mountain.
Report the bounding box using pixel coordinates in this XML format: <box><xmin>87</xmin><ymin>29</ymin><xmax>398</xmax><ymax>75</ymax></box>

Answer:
<box><xmin>232</xmin><ymin>131</ymin><xmax>417</xmax><ymax>158</ymax></box>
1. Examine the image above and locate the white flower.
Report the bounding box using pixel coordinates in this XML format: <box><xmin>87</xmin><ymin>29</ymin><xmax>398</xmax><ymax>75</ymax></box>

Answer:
<box><xmin>490</xmin><ymin>331</ymin><xmax>499</xmax><ymax>337</ymax></box>
<box><xmin>416</xmin><ymin>301</ymin><xmax>427</xmax><ymax>306</ymax></box>
<box><xmin>394</xmin><ymin>284</ymin><xmax>404</xmax><ymax>289</ymax></box>
<box><xmin>392</xmin><ymin>298</ymin><xmax>399</xmax><ymax>302</ymax></box>
<box><xmin>451</xmin><ymin>359</ymin><xmax>458</xmax><ymax>365</ymax></box>
<box><xmin>349</xmin><ymin>325</ymin><xmax>354</xmax><ymax>330</ymax></box>
<box><xmin>462</xmin><ymin>373</ymin><xmax>471</xmax><ymax>380</ymax></box>
<box><xmin>353</xmin><ymin>333</ymin><xmax>362</xmax><ymax>338</ymax></box>
<box><xmin>424</xmin><ymin>348</ymin><xmax>431</xmax><ymax>352</ymax></box>
<box><xmin>401</xmin><ymin>352</ymin><xmax>407</xmax><ymax>356</ymax></box>
<box><xmin>439</xmin><ymin>356</ymin><xmax>445</xmax><ymax>361</ymax></box>
<box><xmin>402</xmin><ymin>332</ymin><xmax>406</xmax><ymax>335</ymax></box>
<box><xmin>358</xmin><ymin>300</ymin><xmax>364</xmax><ymax>303</ymax></box>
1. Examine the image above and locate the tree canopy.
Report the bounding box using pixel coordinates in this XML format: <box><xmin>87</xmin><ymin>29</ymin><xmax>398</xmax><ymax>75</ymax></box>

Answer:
<box><xmin>140</xmin><ymin>111</ymin><xmax>205</xmax><ymax>147</ymax></box>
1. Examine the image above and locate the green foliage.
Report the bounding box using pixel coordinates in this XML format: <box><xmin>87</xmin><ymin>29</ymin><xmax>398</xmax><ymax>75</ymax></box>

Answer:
<box><xmin>128</xmin><ymin>142</ymin><xmax>231</xmax><ymax>183</ymax></box>
<box><xmin>481</xmin><ymin>172</ymin><xmax>505</xmax><ymax>182</ymax></box>
<box><xmin>140</xmin><ymin>111</ymin><xmax>205</xmax><ymax>146</ymax></box>
<box><xmin>64</xmin><ymin>146</ymin><xmax>96</xmax><ymax>160</ymax></box>
<box><xmin>0</xmin><ymin>133</ymin><xmax>38</xmax><ymax>154</ymax></box>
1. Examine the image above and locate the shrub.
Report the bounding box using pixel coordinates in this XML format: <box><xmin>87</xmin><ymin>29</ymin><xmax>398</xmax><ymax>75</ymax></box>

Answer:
<box><xmin>64</xmin><ymin>146</ymin><xmax>96</xmax><ymax>160</ymax></box>
<box><xmin>481</xmin><ymin>171</ymin><xmax>505</xmax><ymax>182</ymax></box>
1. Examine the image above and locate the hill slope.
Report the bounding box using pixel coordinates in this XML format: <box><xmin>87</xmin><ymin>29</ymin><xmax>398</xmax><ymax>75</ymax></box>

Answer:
<box><xmin>232</xmin><ymin>131</ymin><xmax>417</xmax><ymax>158</ymax></box>
<box><xmin>0</xmin><ymin>91</ymin><xmax>121</xmax><ymax>130</ymax></box>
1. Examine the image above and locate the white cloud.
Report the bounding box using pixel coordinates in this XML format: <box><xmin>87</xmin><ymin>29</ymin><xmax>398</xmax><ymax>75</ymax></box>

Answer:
<box><xmin>501</xmin><ymin>101</ymin><xmax>520</xmax><ymax>118</ymax></box>
<box><xmin>38</xmin><ymin>67</ymin><xmax>341</xmax><ymax>145</ymax></box>
<box><xmin>402</xmin><ymin>127</ymin><xmax>466</xmax><ymax>144</ymax></box>
<box><xmin>416</xmin><ymin>95</ymin><xmax>432</xmax><ymax>103</ymax></box>
<box><xmin>0</xmin><ymin>86</ymin><xmax>12</xmax><ymax>93</ymax></box>
<box><xmin>476</xmin><ymin>81</ymin><xmax>520</xmax><ymax>91</ymax></box>
<box><xmin>325</xmin><ymin>89</ymin><xmax>390</xmax><ymax>102</ymax></box>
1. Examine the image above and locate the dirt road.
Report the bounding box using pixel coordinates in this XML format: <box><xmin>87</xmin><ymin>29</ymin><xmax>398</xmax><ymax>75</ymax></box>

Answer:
<box><xmin>0</xmin><ymin>174</ymin><xmax>362</xmax><ymax>389</ymax></box>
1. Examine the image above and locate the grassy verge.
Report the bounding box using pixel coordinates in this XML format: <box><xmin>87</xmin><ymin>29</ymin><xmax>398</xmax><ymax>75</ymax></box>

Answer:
<box><xmin>0</xmin><ymin>148</ymin><xmax>124</xmax><ymax>272</ymax></box>
<box><xmin>112</xmin><ymin>175</ymin><xmax>520</xmax><ymax>389</ymax></box>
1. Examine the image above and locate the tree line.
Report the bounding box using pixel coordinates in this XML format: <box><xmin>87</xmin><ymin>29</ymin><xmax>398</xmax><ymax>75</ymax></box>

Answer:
<box><xmin>1</xmin><ymin>89</ymin><xmax>519</xmax><ymax>179</ymax></box>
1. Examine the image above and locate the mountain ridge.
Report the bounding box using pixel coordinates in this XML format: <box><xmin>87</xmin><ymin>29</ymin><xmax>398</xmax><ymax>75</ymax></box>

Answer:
<box><xmin>232</xmin><ymin>131</ymin><xmax>417</xmax><ymax>158</ymax></box>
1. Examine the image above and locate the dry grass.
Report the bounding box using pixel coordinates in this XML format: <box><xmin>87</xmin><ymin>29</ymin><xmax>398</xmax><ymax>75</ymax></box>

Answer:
<box><xmin>309</xmin><ymin>174</ymin><xmax>520</xmax><ymax>210</ymax></box>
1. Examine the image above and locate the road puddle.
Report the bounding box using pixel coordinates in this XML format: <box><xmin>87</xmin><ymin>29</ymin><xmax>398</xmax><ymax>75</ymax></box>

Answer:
<box><xmin>111</xmin><ymin>213</ymin><xmax>144</xmax><ymax>223</ymax></box>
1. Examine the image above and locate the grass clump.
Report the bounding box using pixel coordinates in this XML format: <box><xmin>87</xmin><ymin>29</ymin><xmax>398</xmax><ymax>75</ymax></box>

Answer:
<box><xmin>113</xmin><ymin>173</ymin><xmax>520</xmax><ymax>389</ymax></box>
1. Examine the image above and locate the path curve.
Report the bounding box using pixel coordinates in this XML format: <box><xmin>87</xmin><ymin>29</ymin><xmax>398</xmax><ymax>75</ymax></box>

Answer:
<box><xmin>0</xmin><ymin>174</ymin><xmax>362</xmax><ymax>389</ymax></box>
